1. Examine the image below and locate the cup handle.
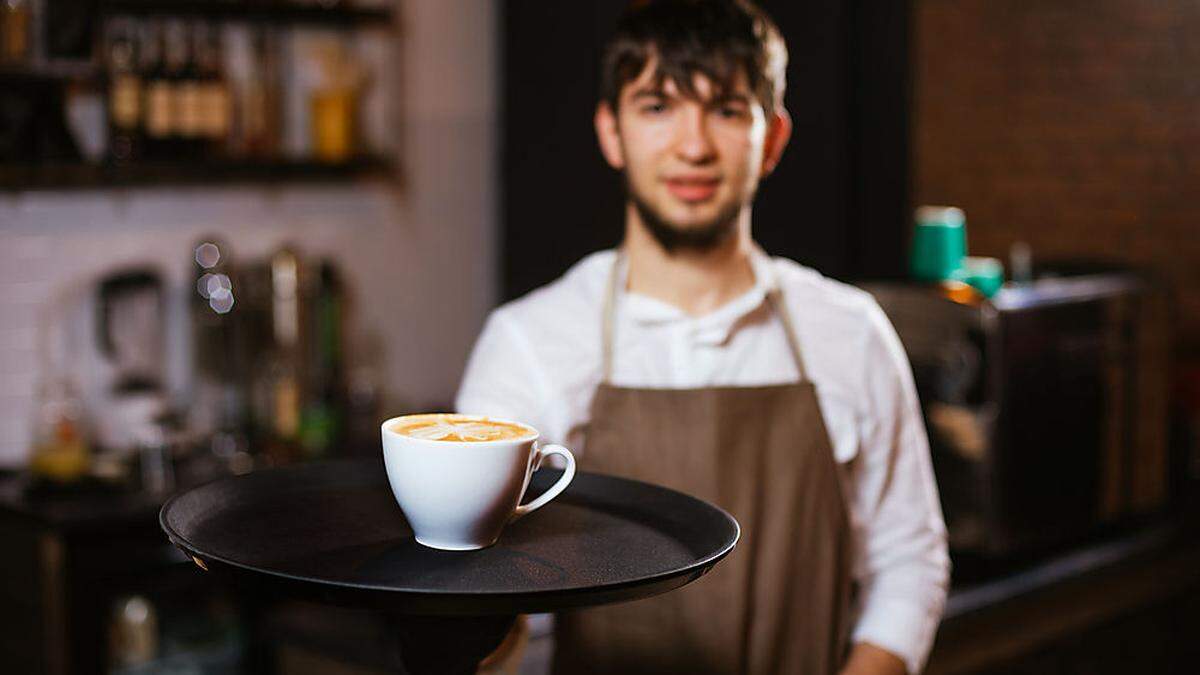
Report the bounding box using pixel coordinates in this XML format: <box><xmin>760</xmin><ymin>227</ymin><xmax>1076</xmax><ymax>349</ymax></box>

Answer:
<box><xmin>511</xmin><ymin>443</ymin><xmax>576</xmax><ymax>521</ymax></box>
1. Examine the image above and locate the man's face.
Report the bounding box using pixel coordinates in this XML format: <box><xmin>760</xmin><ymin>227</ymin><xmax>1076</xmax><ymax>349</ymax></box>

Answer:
<box><xmin>596</xmin><ymin>58</ymin><xmax>786</xmax><ymax>251</ymax></box>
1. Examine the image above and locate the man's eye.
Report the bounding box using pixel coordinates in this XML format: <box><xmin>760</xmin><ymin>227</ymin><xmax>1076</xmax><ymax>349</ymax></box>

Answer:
<box><xmin>717</xmin><ymin>105</ymin><xmax>746</xmax><ymax>119</ymax></box>
<box><xmin>642</xmin><ymin>102</ymin><xmax>668</xmax><ymax>114</ymax></box>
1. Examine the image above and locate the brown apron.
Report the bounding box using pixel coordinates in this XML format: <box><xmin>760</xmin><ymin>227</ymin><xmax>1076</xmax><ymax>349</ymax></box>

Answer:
<box><xmin>553</xmin><ymin>256</ymin><xmax>855</xmax><ymax>675</ymax></box>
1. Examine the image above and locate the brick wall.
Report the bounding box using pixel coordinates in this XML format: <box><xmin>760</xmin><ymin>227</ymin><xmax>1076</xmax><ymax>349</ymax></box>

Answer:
<box><xmin>913</xmin><ymin>0</ymin><xmax>1200</xmax><ymax>354</ymax></box>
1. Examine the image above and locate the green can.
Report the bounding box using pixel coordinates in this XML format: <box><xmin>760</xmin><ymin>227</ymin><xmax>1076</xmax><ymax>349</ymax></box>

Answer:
<box><xmin>910</xmin><ymin>206</ymin><xmax>967</xmax><ymax>282</ymax></box>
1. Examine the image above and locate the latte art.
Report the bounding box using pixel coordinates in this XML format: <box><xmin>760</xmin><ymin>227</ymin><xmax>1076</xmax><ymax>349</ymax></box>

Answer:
<box><xmin>391</xmin><ymin>414</ymin><xmax>533</xmax><ymax>442</ymax></box>
<box><xmin>406</xmin><ymin>420</ymin><xmax>518</xmax><ymax>442</ymax></box>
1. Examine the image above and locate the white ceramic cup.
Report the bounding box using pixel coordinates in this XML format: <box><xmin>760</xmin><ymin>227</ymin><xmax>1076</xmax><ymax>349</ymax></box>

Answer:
<box><xmin>380</xmin><ymin>413</ymin><xmax>577</xmax><ymax>551</ymax></box>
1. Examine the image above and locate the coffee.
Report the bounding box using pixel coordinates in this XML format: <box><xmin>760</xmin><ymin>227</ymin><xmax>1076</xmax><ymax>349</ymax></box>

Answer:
<box><xmin>390</xmin><ymin>414</ymin><xmax>533</xmax><ymax>442</ymax></box>
<box><xmin>381</xmin><ymin>412</ymin><xmax>577</xmax><ymax>550</ymax></box>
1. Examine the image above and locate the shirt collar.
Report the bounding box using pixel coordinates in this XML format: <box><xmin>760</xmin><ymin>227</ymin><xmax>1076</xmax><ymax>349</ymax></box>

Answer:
<box><xmin>618</xmin><ymin>247</ymin><xmax>777</xmax><ymax>345</ymax></box>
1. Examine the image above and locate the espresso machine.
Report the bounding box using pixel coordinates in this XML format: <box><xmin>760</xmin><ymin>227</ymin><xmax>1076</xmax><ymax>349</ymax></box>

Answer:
<box><xmin>864</xmin><ymin>271</ymin><xmax>1170</xmax><ymax>560</ymax></box>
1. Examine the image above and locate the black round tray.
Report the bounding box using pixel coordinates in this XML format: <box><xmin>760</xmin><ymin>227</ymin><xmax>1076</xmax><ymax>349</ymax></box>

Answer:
<box><xmin>160</xmin><ymin>460</ymin><xmax>739</xmax><ymax>616</ymax></box>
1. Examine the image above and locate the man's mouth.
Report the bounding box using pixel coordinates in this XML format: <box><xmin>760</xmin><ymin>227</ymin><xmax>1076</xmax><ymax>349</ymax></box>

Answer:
<box><xmin>665</xmin><ymin>177</ymin><xmax>720</xmax><ymax>203</ymax></box>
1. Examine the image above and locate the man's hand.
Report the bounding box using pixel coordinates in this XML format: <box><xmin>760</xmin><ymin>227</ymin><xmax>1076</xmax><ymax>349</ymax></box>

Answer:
<box><xmin>839</xmin><ymin>641</ymin><xmax>908</xmax><ymax>675</ymax></box>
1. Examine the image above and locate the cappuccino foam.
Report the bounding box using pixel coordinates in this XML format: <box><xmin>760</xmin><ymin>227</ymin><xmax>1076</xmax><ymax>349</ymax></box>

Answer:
<box><xmin>391</xmin><ymin>414</ymin><xmax>533</xmax><ymax>442</ymax></box>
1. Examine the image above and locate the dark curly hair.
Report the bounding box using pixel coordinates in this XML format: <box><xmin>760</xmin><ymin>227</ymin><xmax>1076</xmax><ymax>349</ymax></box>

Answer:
<box><xmin>599</xmin><ymin>0</ymin><xmax>788</xmax><ymax>117</ymax></box>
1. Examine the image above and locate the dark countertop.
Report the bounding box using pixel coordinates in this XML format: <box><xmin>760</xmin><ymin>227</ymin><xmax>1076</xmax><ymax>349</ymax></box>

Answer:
<box><xmin>946</xmin><ymin>521</ymin><xmax>1181</xmax><ymax>620</ymax></box>
<box><xmin>0</xmin><ymin>473</ymin><xmax>166</xmax><ymax>533</ymax></box>
<box><xmin>5</xmin><ymin>470</ymin><xmax>1200</xmax><ymax>674</ymax></box>
<box><xmin>0</xmin><ymin>451</ymin><xmax>241</xmax><ymax>534</ymax></box>
<box><xmin>929</xmin><ymin>510</ymin><xmax>1200</xmax><ymax>674</ymax></box>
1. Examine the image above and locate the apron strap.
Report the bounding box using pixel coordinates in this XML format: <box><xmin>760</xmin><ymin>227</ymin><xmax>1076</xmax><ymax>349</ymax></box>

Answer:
<box><xmin>600</xmin><ymin>253</ymin><xmax>622</xmax><ymax>383</ymax></box>
<box><xmin>766</xmin><ymin>287</ymin><xmax>810</xmax><ymax>383</ymax></box>
<box><xmin>600</xmin><ymin>252</ymin><xmax>810</xmax><ymax>384</ymax></box>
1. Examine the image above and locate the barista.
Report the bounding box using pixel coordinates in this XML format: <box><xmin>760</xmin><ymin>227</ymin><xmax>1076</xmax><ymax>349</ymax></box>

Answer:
<box><xmin>460</xmin><ymin>2</ymin><xmax>949</xmax><ymax>673</ymax></box>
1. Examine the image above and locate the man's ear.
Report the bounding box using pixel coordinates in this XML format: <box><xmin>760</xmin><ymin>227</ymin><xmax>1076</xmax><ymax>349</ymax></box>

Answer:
<box><xmin>760</xmin><ymin>107</ymin><xmax>792</xmax><ymax>177</ymax></box>
<box><xmin>595</xmin><ymin>101</ymin><xmax>626</xmax><ymax>170</ymax></box>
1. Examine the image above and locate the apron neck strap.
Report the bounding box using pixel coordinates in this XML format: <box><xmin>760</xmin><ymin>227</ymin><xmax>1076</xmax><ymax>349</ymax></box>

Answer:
<box><xmin>600</xmin><ymin>254</ymin><xmax>622</xmax><ymax>382</ymax></box>
<box><xmin>600</xmin><ymin>252</ymin><xmax>810</xmax><ymax>383</ymax></box>
<box><xmin>766</xmin><ymin>287</ymin><xmax>809</xmax><ymax>382</ymax></box>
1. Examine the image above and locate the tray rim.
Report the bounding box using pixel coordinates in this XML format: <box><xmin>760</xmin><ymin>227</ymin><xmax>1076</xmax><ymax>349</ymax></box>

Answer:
<box><xmin>159</xmin><ymin>460</ymin><xmax>740</xmax><ymax>614</ymax></box>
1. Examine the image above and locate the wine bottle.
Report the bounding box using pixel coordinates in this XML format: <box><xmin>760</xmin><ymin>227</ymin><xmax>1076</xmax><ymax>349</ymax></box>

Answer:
<box><xmin>196</xmin><ymin>22</ymin><xmax>231</xmax><ymax>157</ymax></box>
<box><xmin>174</xmin><ymin>20</ymin><xmax>203</xmax><ymax>157</ymax></box>
<box><xmin>140</xmin><ymin>20</ymin><xmax>171</xmax><ymax>159</ymax></box>
<box><xmin>105</xmin><ymin>19</ymin><xmax>141</xmax><ymax>164</ymax></box>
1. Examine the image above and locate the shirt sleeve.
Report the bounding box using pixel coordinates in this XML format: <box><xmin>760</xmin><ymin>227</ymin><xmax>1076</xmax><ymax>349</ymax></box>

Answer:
<box><xmin>455</xmin><ymin>309</ymin><xmax>554</xmax><ymax>435</ymax></box>
<box><xmin>847</xmin><ymin>302</ymin><xmax>951</xmax><ymax>674</ymax></box>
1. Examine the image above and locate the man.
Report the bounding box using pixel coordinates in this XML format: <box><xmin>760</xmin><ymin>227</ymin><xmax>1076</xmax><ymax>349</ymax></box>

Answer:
<box><xmin>458</xmin><ymin>1</ymin><xmax>949</xmax><ymax>673</ymax></box>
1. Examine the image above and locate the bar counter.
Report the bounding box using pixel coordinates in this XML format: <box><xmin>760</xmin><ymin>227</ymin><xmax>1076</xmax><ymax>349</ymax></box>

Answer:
<box><xmin>2</xmin><ymin>470</ymin><xmax>1199</xmax><ymax>674</ymax></box>
<box><xmin>928</xmin><ymin>509</ymin><xmax>1200</xmax><ymax>674</ymax></box>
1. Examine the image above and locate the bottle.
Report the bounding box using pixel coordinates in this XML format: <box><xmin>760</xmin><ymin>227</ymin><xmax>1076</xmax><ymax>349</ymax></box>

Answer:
<box><xmin>259</xmin><ymin>247</ymin><xmax>305</xmax><ymax>464</ymax></box>
<box><xmin>0</xmin><ymin>0</ymin><xmax>31</xmax><ymax>64</ymax></box>
<box><xmin>224</xmin><ymin>25</ymin><xmax>252</xmax><ymax>159</ymax></box>
<box><xmin>140</xmin><ymin>21</ymin><xmax>171</xmax><ymax>159</ymax></box>
<box><xmin>105</xmin><ymin>19</ymin><xmax>142</xmax><ymax>164</ymax></box>
<box><xmin>29</xmin><ymin>377</ymin><xmax>90</xmax><ymax>483</ymax></box>
<box><xmin>308</xmin><ymin>38</ymin><xmax>364</xmax><ymax>163</ymax></box>
<box><xmin>241</xmin><ymin>27</ymin><xmax>281</xmax><ymax>159</ymax></box>
<box><xmin>172</xmin><ymin>20</ymin><xmax>203</xmax><ymax>157</ymax></box>
<box><xmin>109</xmin><ymin>596</ymin><xmax>158</xmax><ymax>667</ymax></box>
<box><xmin>195</xmin><ymin>22</ymin><xmax>231</xmax><ymax>157</ymax></box>
<box><xmin>299</xmin><ymin>261</ymin><xmax>344</xmax><ymax>459</ymax></box>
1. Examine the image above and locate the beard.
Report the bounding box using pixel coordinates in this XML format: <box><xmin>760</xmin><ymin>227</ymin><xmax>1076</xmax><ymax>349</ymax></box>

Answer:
<box><xmin>625</xmin><ymin>172</ymin><xmax>745</xmax><ymax>254</ymax></box>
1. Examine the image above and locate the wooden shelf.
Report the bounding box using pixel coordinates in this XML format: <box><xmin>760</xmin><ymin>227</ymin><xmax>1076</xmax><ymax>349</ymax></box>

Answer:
<box><xmin>99</xmin><ymin>1</ymin><xmax>395</xmax><ymax>27</ymax></box>
<box><xmin>0</xmin><ymin>66</ymin><xmax>96</xmax><ymax>83</ymax></box>
<box><xmin>0</xmin><ymin>156</ymin><xmax>396</xmax><ymax>191</ymax></box>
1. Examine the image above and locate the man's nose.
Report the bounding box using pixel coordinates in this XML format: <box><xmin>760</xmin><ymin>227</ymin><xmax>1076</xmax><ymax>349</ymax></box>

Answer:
<box><xmin>673</xmin><ymin>106</ymin><xmax>716</xmax><ymax>163</ymax></box>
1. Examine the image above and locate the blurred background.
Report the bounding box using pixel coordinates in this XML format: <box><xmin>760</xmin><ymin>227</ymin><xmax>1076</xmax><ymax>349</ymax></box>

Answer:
<box><xmin>1</xmin><ymin>1</ymin><xmax>1199</xmax><ymax>673</ymax></box>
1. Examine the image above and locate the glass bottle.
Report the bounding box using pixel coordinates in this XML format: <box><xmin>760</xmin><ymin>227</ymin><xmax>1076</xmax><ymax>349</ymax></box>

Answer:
<box><xmin>141</xmin><ymin>21</ymin><xmax>171</xmax><ymax>159</ymax></box>
<box><xmin>242</xmin><ymin>27</ymin><xmax>281</xmax><ymax>159</ymax></box>
<box><xmin>0</xmin><ymin>0</ymin><xmax>31</xmax><ymax>64</ymax></box>
<box><xmin>173</xmin><ymin>20</ymin><xmax>203</xmax><ymax>157</ymax></box>
<box><xmin>299</xmin><ymin>261</ymin><xmax>343</xmax><ymax>459</ymax></box>
<box><xmin>105</xmin><ymin>19</ymin><xmax>142</xmax><ymax>164</ymax></box>
<box><xmin>29</xmin><ymin>377</ymin><xmax>90</xmax><ymax>483</ymax></box>
<box><xmin>195</xmin><ymin>22</ymin><xmax>231</xmax><ymax>157</ymax></box>
<box><xmin>256</xmin><ymin>247</ymin><xmax>304</xmax><ymax>465</ymax></box>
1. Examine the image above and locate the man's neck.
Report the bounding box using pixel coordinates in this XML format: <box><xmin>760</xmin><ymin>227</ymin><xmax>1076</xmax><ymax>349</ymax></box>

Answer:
<box><xmin>622</xmin><ymin>206</ymin><xmax>758</xmax><ymax>317</ymax></box>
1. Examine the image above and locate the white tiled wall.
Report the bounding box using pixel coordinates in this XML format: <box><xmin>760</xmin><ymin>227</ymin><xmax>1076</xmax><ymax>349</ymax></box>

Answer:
<box><xmin>0</xmin><ymin>1</ymin><xmax>498</xmax><ymax>467</ymax></box>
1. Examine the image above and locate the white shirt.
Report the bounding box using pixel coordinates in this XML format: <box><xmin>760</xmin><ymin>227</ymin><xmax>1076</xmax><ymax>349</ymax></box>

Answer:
<box><xmin>456</xmin><ymin>248</ymin><xmax>950</xmax><ymax>674</ymax></box>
